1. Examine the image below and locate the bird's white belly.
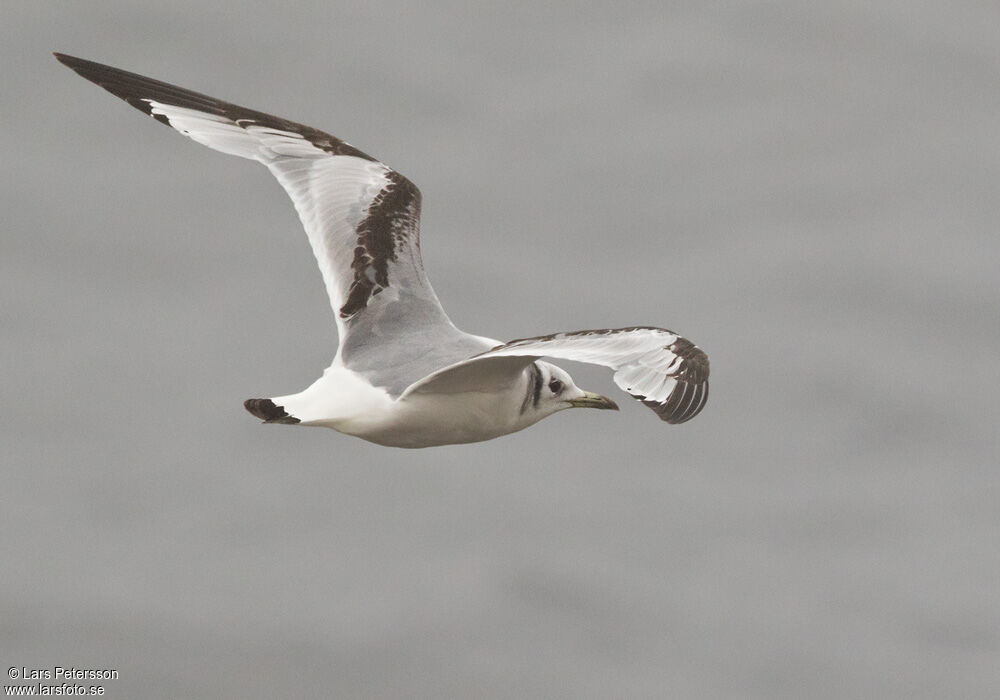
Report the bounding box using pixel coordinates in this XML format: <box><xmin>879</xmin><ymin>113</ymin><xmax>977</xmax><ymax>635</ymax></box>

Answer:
<box><xmin>369</xmin><ymin>390</ymin><xmax>533</xmax><ymax>447</ymax></box>
<box><xmin>277</xmin><ymin>364</ymin><xmax>536</xmax><ymax>448</ymax></box>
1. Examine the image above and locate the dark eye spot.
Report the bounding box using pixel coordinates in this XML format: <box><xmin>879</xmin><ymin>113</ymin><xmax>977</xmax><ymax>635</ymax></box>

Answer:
<box><xmin>548</xmin><ymin>379</ymin><xmax>563</xmax><ymax>394</ymax></box>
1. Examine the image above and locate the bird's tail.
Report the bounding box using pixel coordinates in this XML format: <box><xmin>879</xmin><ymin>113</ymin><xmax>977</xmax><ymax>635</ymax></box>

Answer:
<box><xmin>243</xmin><ymin>398</ymin><xmax>300</xmax><ymax>424</ymax></box>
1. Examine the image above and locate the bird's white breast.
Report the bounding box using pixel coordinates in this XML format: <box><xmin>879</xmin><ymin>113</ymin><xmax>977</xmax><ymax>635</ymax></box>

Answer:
<box><xmin>274</xmin><ymin>363</ymin><xmax>539</xmax><ymax>448</ymax></box>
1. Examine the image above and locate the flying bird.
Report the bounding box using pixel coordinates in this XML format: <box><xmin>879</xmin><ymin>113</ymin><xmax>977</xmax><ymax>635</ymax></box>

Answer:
<box><xmin>55</xmin><ymin>53</ymin><xmax>709</xmax><ymax>448</ymax></box>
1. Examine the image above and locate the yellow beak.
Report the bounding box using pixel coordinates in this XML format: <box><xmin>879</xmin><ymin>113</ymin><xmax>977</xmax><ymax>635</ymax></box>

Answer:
<box><xmin>568</xmin><ymin>391</ymin><xmax>619</xmax><ymax>410</ymax></box>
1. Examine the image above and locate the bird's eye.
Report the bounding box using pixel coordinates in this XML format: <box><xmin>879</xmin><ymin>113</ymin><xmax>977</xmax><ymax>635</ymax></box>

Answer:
<box><xmin>548</xmin><ymin>379</ymin><xmax>563</xmax><ymax>394</ymax></box>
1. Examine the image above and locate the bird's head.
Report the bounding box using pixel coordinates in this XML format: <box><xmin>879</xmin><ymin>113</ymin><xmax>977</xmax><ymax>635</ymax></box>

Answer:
<box><xmin>531</xmin><ymin>362</ymin><xmax>619</xmax><ymax>416</ymax></box>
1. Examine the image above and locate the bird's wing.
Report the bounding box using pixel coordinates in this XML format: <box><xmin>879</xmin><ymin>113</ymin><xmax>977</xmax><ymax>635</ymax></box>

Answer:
<box><xmin>401</xmin><ymin>327</ymin><xmax>709</xmax><ymax>424</ymax></box>
<box><xmin>55</xmin><ymin>53</ymin><xmax>459</xmax><ymax>366</ymax></box>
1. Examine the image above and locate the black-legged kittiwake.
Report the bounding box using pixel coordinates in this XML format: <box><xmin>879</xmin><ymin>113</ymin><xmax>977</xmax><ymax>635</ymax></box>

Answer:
<box><xmin>56</xmin><ymin>53</ymin><xmax>709</xmax><ymax>448</ymax></box>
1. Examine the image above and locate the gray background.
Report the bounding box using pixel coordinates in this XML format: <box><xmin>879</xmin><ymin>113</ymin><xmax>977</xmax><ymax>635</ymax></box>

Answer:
<box><xmin>3</xmin><ymin>1</ymin><xmax>998</xmax><ymax>698</ymax></box>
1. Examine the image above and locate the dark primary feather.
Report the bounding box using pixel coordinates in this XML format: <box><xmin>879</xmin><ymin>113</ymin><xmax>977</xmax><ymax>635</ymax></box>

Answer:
<box><xmin>53</xmin><ymin>52</ymin><xmax>374</xmax><ymax>160</ymax></box>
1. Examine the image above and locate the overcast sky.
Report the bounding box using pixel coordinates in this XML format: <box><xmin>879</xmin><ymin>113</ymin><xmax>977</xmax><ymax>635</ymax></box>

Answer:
<box><xmin>3</xmin><ymin>2</ymin><xmax>999</xmax><ymax>698</ymax></box>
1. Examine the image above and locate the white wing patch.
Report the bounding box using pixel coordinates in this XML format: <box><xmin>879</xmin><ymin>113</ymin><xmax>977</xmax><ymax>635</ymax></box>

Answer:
<box><xmin>269</xmin><ymin>156</ymin><xmax>391</xmax><ymax>321</ymax></box>
<box><xmin>143</xmin><ymin>98</ymin><xmax>400</xmax><ymax>328</ymax></box>
<box><xmin>144</xmin><ymin>101</ymin><xmax>292</xmax><ymax>160</ymax></box>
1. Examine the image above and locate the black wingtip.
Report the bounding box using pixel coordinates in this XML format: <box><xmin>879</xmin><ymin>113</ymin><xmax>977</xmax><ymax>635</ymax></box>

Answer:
<box><xmin>53</xmin><ymin>52</ymin><xmax>92</xmax><ymax>71</ymax></box>
<box><xmin>244</xmin><ymin>398</ymin><xmax>300</xmax><ymax>424</ymax></box>
<box><xmin>628</xmin><ymin>337</ymin><xmax>710</xmax><ymax>425</ymax></box>
<box><xmin>654</xmin><ymin>380</ymin><xmax>709</xmax><ymax>424</ymax></box>
<box><xmin>52</xmin><ymin>52</ymin><xmax>211</xmax><ymax>122</ymax></box>
<box><xmin>53</xmin><ymin>53</ymin><xmax>382</xmax><ymax>161</ymax></box>
<box><xmin>54</xmin><ymin>52</ymin><xmax>87</xmax><ymax>73</ymax></box>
